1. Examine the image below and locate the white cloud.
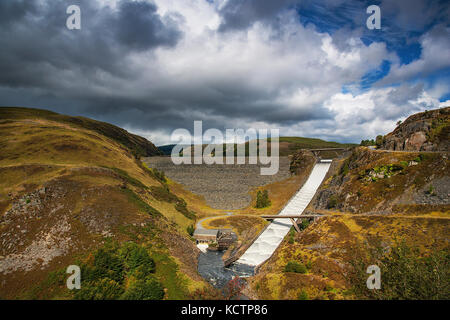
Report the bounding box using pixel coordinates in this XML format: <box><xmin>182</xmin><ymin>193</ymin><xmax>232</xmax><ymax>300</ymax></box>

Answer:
<box><xmin>106</xmin><ymin>0</ymin><xmax>446</xmax><ymax>144</ymax></box>
<box><xmin>379</xmin><ymin>25</ymin><xmax>450</xmax><ymax>85</ymax></box>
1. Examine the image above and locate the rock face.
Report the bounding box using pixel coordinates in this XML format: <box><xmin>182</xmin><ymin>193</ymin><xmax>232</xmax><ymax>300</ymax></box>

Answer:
<box><xmin>382</xmin><ymin>106</ymin><xmax>450</xmax><ymax>151</ymax></box>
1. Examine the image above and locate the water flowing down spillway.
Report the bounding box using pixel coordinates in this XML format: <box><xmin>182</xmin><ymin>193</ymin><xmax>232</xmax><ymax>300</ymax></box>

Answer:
<box><xmin>234</xmin><ymin>160</ymin><xmax>332</xmax><ymax>269</ymax></box>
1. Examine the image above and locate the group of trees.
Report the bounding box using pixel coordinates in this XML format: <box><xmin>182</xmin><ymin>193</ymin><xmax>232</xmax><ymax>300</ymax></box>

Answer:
<box><xmin>360</xmin><ymin>135</ymin><xmax>384</xmax><ymax>148</ymax></box>
<box><xmin>74</xmin><ymin>241</ymin><xmax>164</xmax><ymax>300</ymax></box>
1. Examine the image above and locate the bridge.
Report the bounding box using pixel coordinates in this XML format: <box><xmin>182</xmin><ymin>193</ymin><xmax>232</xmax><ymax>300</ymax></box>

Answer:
<box><xmin>260</xmin><ymin>214</ymin><xmax>324</xmax><ymax>233</ymax></box>
<box><xmin>308</xmin><ymin>147</ymin><xmax>348</xmax><ymax>158</ymax></box>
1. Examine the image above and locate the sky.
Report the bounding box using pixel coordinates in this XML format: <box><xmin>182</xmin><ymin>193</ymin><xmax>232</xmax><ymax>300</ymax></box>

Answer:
<box><xmin>0</xmin><ymin>0</ymin><xmax>449</xmax><ymax>145</ymax></box>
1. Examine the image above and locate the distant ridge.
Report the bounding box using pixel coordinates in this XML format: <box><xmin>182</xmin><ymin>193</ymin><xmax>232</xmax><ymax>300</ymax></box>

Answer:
<box><xmin>157</xmin><ymin>137</ymin><xmax>356</xmax><ymax>156</ymax></box>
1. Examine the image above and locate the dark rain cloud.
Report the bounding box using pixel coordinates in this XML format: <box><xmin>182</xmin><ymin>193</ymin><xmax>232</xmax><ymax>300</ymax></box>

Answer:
<box><xmin>0</xmin><ymin>0</ymin><xmax>182</xmax><ymax>87</ymax></box>
<box><xmin>218</xmin><ymin>0</ymin><xmax>297</xmax><ymax>32</ymax></box>
<box><xmin>0</xmin><ymin>0</ymin><xmax>448</xmax><ymax>145</ymax></box>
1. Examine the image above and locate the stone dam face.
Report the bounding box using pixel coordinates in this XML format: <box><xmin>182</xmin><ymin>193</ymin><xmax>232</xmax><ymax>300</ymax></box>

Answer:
<box><xmin>143</xmin><ymin>156</ymin><xmax>292</xmax><ymax>209</ymax></box>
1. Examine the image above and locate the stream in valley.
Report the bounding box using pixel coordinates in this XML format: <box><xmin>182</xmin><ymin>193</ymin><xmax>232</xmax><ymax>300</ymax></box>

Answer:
<box><xmin>197</xmin><ymin>245</ymin><xmax>255</xmax><ymax>289</ymax></box>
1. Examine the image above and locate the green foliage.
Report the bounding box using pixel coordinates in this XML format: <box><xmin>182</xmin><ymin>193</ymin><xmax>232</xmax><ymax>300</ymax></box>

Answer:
<box><xmin>255</xmin><ymin>190</ymin><xmax>271</xmax><ymax>208</ymax></box>
<box><xmin>92</xmin><ymin>248</ymin><xmax>124</xmax><ymax>283</ymax></box>
<box><xmin>150</xmin><ymin>185</ymin><xmax>178</xmax><ymax>202</ymax></box>
<box><xmin>298</xmin><ymin>219</ymin><xmax>310</xmax><ymax>231</ymax></box>
<box><xmin>150</xmin><ymin>185</ymin><xmax>196</xmax><ymax>219</ymax></box>
<box><xmin>107</xmin><ymin>167</ymin><xmax>148</xmax><ymax>189</ymax></box>
<box><xmin>152</xmin><ymin>168</ymin><xmax>167</xmax><ymax>183</ymax></box>
<box><xmin>297</xmin><ymin>289</ymin><xmax>309</xmax><ymax>300</ymax></box>
<box><xmin>360</xmin><ymin>139</ymin><xmax>376</xmax><ymax>146</ymax></box>
<box><xmin>122</xmin><ymin>188</ymin><xmax>162</xmax><ymax>217</ymax></box>
<box><xmin>175</xmin><ymin>198</ymin><xmax>196</xmax><ymax>220</ymax></box>
<box><xmin>425</xmin><ymin>185</ymin><xmax>436</xmax><ymax>196</ymax></box>
<box><xmin>74</xmin><ymin>278</ymin><xmax>124</xmax><ymax>300</ymax></box>
<box><xmin>352</xmin><ymin>242</ymin><xmax>450</xmax><ymax>300</ymax></box>
<box><xmin>288</xmin><ymin>228</ymin><xmax>295</xmax><ymax>244</ymax></box>
<box><xmin>375</xmin><ymin>135</ymin><xmax>384</xmax><ymax>147</ymax></box>
<box><xmin>120</xmin><ymin>278</ymin><xmax>164</xmax><ymax>300</ymax></box>
<box><xmin>187</xmin><ymin>224</ymin><xmax>195</xmax><ymax>236</ymax></box>
<box><xmin>340</xmin><ymin>159</ymin><xmax>350</xmax><ymax>176</ymax></box>
<box><xmin>327</xmin><ymin>195</ymin><xmax>338</xmax><ymax>209</ymax></box>
<box><xmin>118</xmin><ymin>242</ymin><xmax>155</xmax><ymax>278</ymax></box>
<box><xmin>284</xmin><ymin>261</ymin><xmax>308</xmax><ymax>274</ymax></box>
<box><xmin>75</xmin><ymin>241</ymin><xmax>165</xmax><ymax>300</ymax></box>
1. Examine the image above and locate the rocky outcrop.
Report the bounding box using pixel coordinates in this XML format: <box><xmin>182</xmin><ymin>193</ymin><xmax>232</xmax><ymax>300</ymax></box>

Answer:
<box><xmin>382</xmin><ymin>106</ymin><xmax>450</xmax><ymax>151</ymax></box>
<box><xmin>311</xmin><ymin>147</ymin><xmax>449</xmax><ymax>214</ymax></box>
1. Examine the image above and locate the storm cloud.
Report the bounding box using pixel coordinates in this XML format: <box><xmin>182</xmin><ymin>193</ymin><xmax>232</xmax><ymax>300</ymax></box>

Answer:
<box><xmin>0</xmin><ymin>0</ymin><xmax>449</xmax><ymax>145</ymax></box>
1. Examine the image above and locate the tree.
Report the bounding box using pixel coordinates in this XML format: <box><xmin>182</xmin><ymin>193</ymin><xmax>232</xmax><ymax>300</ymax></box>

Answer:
<box><xmin>255</xmin><ymin>190</ymin><xmax>271</xmax><ymax>208</ymax></box>
<box><xmin>375</xmin><ymin>135</ymin><xmax>384</xmax><ymax>147</ymax></box>
<box><xmin>187</xmin><ymin>224</ymin><xmax>195</xmax><ymax>236</ymax></box>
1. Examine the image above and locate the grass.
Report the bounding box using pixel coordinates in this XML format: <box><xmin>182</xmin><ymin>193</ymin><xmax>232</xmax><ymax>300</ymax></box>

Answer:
<box><xmin>0</xmin><ymin>107</ymin><xmax>211</xmax><ymax>299</ymax></box>
<box><xmin>0</xmin><ymin>107</ymin><xmax>161</xmax><ymax>158</ymax></box>
<box><xmin>204</xmin><ymin>215</ymin><xmax>267</xmax><ymax>237</ymax></box>
<box><xmin>250</xmin><ymin>213</ymin><xmax>450</xmax><ymax>300</ymax></box>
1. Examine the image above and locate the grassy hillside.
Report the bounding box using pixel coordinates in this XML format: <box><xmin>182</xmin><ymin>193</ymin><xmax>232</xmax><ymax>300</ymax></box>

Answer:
<box><xmin>248</xmin><ymin>214</ymin><xmax>449</xmax><ymax>300</ymax></box>
<box><xmin>0</xmin><ymin>107</ymin><xmax>162</xmax><ymax>159</ymax></box>
<box><xmin>0</xmin><ymin>107</ymin><xmax>214</xmax><ymax>299</ymax></box>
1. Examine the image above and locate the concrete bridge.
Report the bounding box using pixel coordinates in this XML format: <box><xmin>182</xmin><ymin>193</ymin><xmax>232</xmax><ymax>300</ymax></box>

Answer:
<box><xmin>260</xmin><ymin>214</ymin><xmax>324</xmax><ymax>233</ymax></box>
<box><xmin>308</xmin><ymin>147</ymin><xmax>348</xmax><ymax>158</ymax></box>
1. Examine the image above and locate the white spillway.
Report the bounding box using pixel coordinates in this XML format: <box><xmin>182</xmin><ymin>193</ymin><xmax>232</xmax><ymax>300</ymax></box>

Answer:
<box><xmin>235</xmin><ymin>161</ymin><xmax>331</xmax><ymax>267</ymax></box>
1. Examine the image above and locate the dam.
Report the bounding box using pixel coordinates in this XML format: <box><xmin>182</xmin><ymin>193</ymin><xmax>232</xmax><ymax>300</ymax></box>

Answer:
<box><xmin>234</xmin><ymin>160</ymin><xmax>332</xmax><ymax>268</ymax></box>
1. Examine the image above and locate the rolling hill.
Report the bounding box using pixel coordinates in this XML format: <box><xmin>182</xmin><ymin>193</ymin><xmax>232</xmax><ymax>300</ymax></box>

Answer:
<box><xmin>0</xmin><ymin>107</ymin><xmax>214</xmax><ymax>299</ymax></box>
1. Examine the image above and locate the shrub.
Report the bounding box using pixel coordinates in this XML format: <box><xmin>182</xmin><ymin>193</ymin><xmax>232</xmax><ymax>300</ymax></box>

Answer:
<box><xmin>351</xmin><ymin>242</ymin><xmax>450</xmax><ymax>300</ymax></box>
<box><xmin>340</xmin><ymin>159</ymin><xmax>349</xmax><ymax>176</ymax></box>
<box><xmin>187</xmin><ymin>225</ymin><xmax>195</xmax><ymax>236</ymax></box>
<box><xmin>93</xmin><ymin>249</ymin><xmax>124</xmax><ymax>283</ymax></box>
<box><xmin>297</xmin><ymin>289</ymin><xmax>309</xmax><ymax>300</ymax></box>
<box><xmin>284</xmin><ymin>261</ymin><xmax>308</xmax><ymax>274</ymax></box>
<box><xmin>74</xmin><ymin>278</ymin><xmax>124</xmax><ymax>300</ymax></box>
<box><xmin>118</xmin><ymin>242</ymin><xmax>155</xmax><ymax>277</ymax></box>
<box><xmin>175</xmin><ymin>199</ymin><xmax>196</xmax><ymax>220</ymax></box>
<box><xmin>120</xmin><ymin>278</ymin><xmax>164</xmax><ymax>300</ymax></box>
<box><xmin>152</xmin><ymin>168</ymin><xmax>167</xmax><ymax>183</ymax></box>
<box><xmin>425</xmin><ymin>185</ymin><xmax>435</xmax><ymax>196</ymax></box>
<box><xmin>327</xmin><ymin>195</ymin><xmax>338</xmax><ymax>209</ymax></box>
<box><xmin>375</xmin><ymin>135</ymin><xmax>384</xmax><ymax>147</ymax></box>
<box><xmin>288</xmin><ymin>228</ymin><xmax>295</xmax><ymax>244</ymax></box>
<box><xmin>299</xmin><ymin>219</ymin><xmax>310</xmax><ymax>231</ymax></box>
<box><xmin>255</xmin><ymin>190</ymin><xmax>271</xmax><ymax>208</ymax></box>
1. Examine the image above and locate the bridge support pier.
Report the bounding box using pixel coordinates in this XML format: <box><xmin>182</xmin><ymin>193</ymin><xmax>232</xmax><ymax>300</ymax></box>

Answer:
<box><xmin>290</xmin><ymin>218</ymin><xmax>301</xmax><ymax>233</ymax></box>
